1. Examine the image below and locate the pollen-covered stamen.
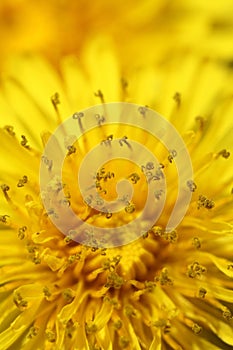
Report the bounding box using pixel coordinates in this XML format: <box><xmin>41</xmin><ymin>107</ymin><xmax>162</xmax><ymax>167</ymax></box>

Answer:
<box><xmin>197</xmin><ymin>195</ymin><xmax>215</xmax><ymax>209</ymax></box>
<box><xmin>155</xmin><ymin>268</ymin><xmax>173</xmax><ymax>286</ymax></box>
<box><xmin>187</xmin><ymin>261</ymin><xmax>206</xmax><ymax>278</ymax></box>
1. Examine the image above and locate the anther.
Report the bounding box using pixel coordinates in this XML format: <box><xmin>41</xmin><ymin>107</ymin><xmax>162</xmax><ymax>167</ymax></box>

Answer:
<box><xmin>95</xmin><ymin>113</ymin><xmax>105</xmax><ymax>125</ymax></box>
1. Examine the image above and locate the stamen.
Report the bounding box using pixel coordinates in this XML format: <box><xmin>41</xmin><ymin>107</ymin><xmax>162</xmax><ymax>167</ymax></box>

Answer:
<box><xmin>18</xmin><ymin>226</ymin><xmax>27</xmax><ymax>240</ymax></box>
<box><xmin>121</xmin><ymin>78</ymin><xmax>128</xmax><ymax>91</ymax></box>
<box><xmin>95</xmin><ymin>113</ymin><xmax>105</xmax><ymax>126</ymax></box>
<box><xmin>62</xmin><ymin>288</ymin><xmax>75</xmax><ymax>303</ymax></box>
<box><xmin>119</xmin><ymin>135</ymin><xmax>131</xmax><ymax>148</ymax></box>
<box><xmin>27</xmin><ymin>326</ymin><xmax>39</xmax><ymax>339</ymax></box>
<box><xmin>217</xmin><ymin>149</ymin><xmax>231</xmax><ymax>159</ymax></box>
<box><xmin>187</xmin><ymin>180</ymin><xmax>197</xmax><ymax>192</ymax></box>
<box><xmin>0</xmin><ymin>214</ymin><xmax>10</xmax><ymax>224</ymax></box>
<box><xmin>51</xmin><ymin>92</ymin><xmax>60</xmax><ymax>112</ymax></box>
<box><xmin>222</xmin><ymin>308</ymin><xmax>232</xmax><ymax>320</ymax></box>
<box><xmin>67</xmin><ymin>145</ymin><xmax>76</xmax><ymax>156</ymax></box>
<box><xmin>155</xmin><ymin>268</ymin><xmax>173</xmax><ymax>286</ymax></box>
<box><xmin>1</xmin><ymin>184</ymin><xmax>10</xmax><ymax>201</ymax></box>
<box><xmin>125</xmin><ymin>202</ymin><xmax>135</xmax><ymax>213</ymax></box>
<box><xmin>173</xmin><ymin>92</ymin><xmax>181</xmax><ymax>107</ymax></box>
<box><xmin>94</xmin><ymin>90</ymin><xmax>105</xmax><ymax>103</ymax></box>
<box><xmin>198</xmin><ymin>287</ymin><xmax>207</xmax><ymax>298</ymax></box>
<box><xmin>51</xmin><ymin>92</ymin><xmax>62</xmax><ymax>124</ymax></box>
<box><xmin>4</xmin><ymin>125</ymin><xmax>15</xmax><ymax>136</ymax></box>
<box><xmin>197</xmin><ymin>195</ymin><xmax>215</xmax><ymax>209</ymax></box>
<box><xmin>192</xmin><ymin>323</ymin><xmax>202</xmax><ymax>335</ymax></box>
<box><xmin>17</xmin><ymin>175</ymin><xmax>28</xmax><ymax>187</ymax></box>
<box><xmin>138</xmin><ymin>106</ymin><xmax>148</xmax><ymax>117</ymax></box>
<box><xmin>192</xmin><ymin>237</ymin><xmax>201</xmax><ymax>249</ymax></box>
<box><xmin>72</xmin><ymin>112</ymin><xmax>85</xmax><ymax>132</ymax></box>
<box><xmin>105</xmin><ymin>271</ymin><xmax>124</xmax><ymax>289</ymax></box>
<box><xmin>21</xmin><ymin>135</ymin><xmax>30</xmax><ymax>149</ymax></box>
<box><xmin>13</xmin><ymin>292</ymin><xmax>28</xmax><ymax>310</ymax></box>
<box><xmin>114</xmin><ymin>319</ymin><xmax>122</xmax><ymax>330</ymax></box>
<box><xmin>195</xmin><ymin>116</ymin><xmax>206</xmax><ymax>131</ymax></box>
<box><xmin>187</xmin><ymin>261</ymin><xmax>206</xmax><ymax>278</ymax></box>
<box><xmin>168</xmin><ymin>149</ymin><xmax>177</xmax><ymax>163</ymax></box>
<box><xmin>119</xmin><ymin>336</ymin><xmax>130</xmax><ymax>348</ymax></box>
<box><xmin>45</xmin><ymin>329</ymin><xmax>56</xmax><ymax>343</ymax></box>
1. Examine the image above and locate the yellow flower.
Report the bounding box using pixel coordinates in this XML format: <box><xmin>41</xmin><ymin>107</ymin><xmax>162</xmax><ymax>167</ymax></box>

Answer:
<box><xmin>0</xmin><ymin>39</ymin><xmax>233</xmax><ymax>350</ymax></box>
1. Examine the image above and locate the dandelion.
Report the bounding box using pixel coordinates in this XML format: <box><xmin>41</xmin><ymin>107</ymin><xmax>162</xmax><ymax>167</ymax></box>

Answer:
<box><xmin>0</xmin><ymin>42</ymin><xmax>233</xmax><ymax>350</ymax></box>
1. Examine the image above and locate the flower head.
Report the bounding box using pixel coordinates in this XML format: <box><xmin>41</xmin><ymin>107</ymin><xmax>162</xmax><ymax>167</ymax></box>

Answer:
<box><xmin>0</xmin><ymin>39</ymin><xmax>233</xmax><ymax>350</ymax></box>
